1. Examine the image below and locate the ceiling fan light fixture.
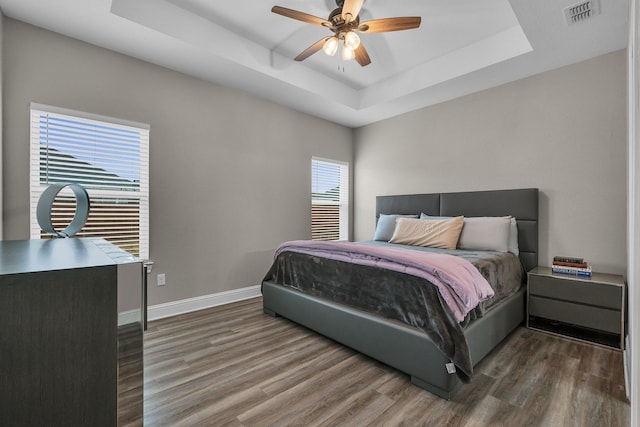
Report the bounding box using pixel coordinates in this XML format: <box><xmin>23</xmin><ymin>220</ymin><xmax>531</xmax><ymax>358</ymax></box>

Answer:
<box><xmin>342</xmin><ymin>45</ymin><xmax>355</xmax><ymax>61</ymax></box>
<box><xmin>344</xmin><ymin>31</ymin><xmax>360</xmax><ymax>50</ymax></box>
<box><xmin>323</xmin><ymin>36</ymin><xmax>339</xmax><ymax>56</ymax></box>
<box><xmin>271</xmin><ymin>2</ymin><xmax>422</xmax><ymax>67</ymax></box>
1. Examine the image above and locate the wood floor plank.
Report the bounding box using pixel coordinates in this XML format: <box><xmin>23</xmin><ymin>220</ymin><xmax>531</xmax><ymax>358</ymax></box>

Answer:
<box><xmin>237</xmin><ymin>353</ymin><xmax>370</xmax><ymax>425</ymax></box>
<box><xmin>261</xmin><ymin>361</ymin><xmax>389</xmax><ymax>426</ymax></box>
<box><xmin>136</xmin><ymin>297</ymin><xmax>630</xmax><ymax>426</ymax></box>
<box><xmin>316</xmin><ymin>388</ymin><xmax>396</xmax><ymax>427</ymax></box>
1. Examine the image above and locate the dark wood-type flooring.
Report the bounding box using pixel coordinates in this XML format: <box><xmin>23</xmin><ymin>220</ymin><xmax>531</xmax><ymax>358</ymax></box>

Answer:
<box><xmin>139</xmin><ymin>297</ymin><xmax>629</xmax><ymax>426</ymax></box>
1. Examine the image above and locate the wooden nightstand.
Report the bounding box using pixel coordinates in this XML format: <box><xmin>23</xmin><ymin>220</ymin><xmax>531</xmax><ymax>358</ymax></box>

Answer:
<box><xmin>527</xmin><ymin>266</ymin><xmax>625</xmax><ymax>349</ymax></box>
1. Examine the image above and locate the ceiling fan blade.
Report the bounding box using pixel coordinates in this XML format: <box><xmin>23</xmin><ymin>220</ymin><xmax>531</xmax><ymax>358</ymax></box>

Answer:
<box><xmin>354</xmin><ymin>43</ymin><xmax>371</xmax><ymax>67</ymax></box>
<box><xmin>295</xmin><ymin>36</ymin><xmax>332</xmax><ymax>61</ymax></box>
<box><xmin>358</xmin><ymin>17</ymin><xmax>421</xmax><ymax>33</ymax></box>
<box><xmin>271</xmin><ymin>6</ymin><xmax>333</xmax><ymax>28</ymax></box>
<box><xmin>341</xmin><ymin>0</ymin><xmax>364</xmax><ymax>24</ymax></box>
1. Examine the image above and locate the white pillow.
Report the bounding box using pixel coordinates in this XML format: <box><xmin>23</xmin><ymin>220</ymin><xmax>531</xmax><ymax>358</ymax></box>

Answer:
<box><xmin>508</xmin><ymin>217</ymin><xmax>519</xmax><ymax>256</ymax></box>
<box><xmin>420</xmin><ymin>213</ymin><xmax>518</xmax><ymax>254</ymax></box>
<box><xmin>458</xmin><ymin>217</ymin><xmax>511</xmax><ymax>252</ymax></box>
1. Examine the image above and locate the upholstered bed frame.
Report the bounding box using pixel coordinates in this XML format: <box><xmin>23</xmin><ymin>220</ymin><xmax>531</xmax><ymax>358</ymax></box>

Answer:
<box><xmin>262</xmin><ymin>188</ymin><xmax>539</xmax><ymax>399</ymax></box>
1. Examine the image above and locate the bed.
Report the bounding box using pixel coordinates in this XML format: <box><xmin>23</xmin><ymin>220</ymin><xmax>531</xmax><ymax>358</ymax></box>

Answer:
<box><xmin>262</xmin><ymin>188</ymin><xmax>538</xmax><ymax>399</ymax></box>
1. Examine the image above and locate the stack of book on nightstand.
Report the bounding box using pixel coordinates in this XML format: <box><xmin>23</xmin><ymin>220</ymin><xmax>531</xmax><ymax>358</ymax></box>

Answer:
<box><xmin>551</xmin><ymin>256</ymin><xmax>592</xmax><ymax>277</ymax></box>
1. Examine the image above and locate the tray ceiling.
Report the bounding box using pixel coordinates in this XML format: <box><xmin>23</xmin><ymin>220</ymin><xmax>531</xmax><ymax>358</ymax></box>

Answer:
<box><xmin>0</xmin><ymin>0</ymin><xmax>628</xmax><ymax>127</ymax></box>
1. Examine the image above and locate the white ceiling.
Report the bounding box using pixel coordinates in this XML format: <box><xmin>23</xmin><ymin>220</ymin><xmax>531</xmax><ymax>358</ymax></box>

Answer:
<box><xmin>0</xmin><ymin>0</ymin><xmax>629</xmax><ymax>127</ymax></box>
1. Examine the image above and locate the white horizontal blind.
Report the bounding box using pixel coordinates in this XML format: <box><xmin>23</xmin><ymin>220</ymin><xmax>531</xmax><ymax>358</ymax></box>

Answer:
<box><xmin>311</xmin><ymin>157</ymin><xmax>348</xmax><ymax>241</ymax></box>
<box><xmin>30</xmin><ymin>104</ymin><xmax>149</xmax><ymax>259</ymax></box>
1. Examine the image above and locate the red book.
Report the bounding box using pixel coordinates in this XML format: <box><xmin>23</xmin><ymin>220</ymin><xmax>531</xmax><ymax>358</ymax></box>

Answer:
<box><xmin>552</xmin><ymin>260</ymin><xmax>589</xmax><ymax>268</ymax></box>
<box><xmin>553</xmin><ymin>256</ymin><xmax>584</xmax><ymax>264</ymax></box>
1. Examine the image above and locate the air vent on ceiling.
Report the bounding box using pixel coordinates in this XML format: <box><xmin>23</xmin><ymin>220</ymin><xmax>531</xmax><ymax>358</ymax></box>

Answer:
<box><xmin>564</xmin><ymin>0</ymin><xmax>601</xmax><ymax>25</ymax></box>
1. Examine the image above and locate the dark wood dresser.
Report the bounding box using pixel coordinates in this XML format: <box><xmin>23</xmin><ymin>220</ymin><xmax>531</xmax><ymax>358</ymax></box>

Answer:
<box><xmin>0</xmin><ymin>238</ymin><xmax>143</xmax><ymax>426</ymax></box>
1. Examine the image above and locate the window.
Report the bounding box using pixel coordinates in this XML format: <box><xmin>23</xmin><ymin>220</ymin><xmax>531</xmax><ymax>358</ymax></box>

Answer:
<box><xmin>311</xmin><ymin>157</ymin><xmax>348</xmax><ymax>241</ymax></box>
<box><xmin>30</xmin><ymin>103</ymin><xmax>149</xmax><ymax>259</ymax></box>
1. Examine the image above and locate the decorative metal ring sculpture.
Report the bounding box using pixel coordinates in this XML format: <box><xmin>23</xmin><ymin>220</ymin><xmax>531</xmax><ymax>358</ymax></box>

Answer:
<box><xmin>37</xmin><ymin>183</ymin><xmax>90</xmax><ymax>237</ymax></box>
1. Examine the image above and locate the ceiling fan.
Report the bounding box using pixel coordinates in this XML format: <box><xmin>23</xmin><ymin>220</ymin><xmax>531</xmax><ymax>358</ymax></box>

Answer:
<box><xmin>271</xmin><ymin>0</ymin><xmax>421</xmax><ymax>67</ymax></box>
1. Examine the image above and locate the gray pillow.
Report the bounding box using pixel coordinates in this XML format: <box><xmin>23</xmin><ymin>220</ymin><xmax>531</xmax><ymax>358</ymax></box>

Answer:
<box><xmin>373</xmin><ymin>214</ymin><xmax>418</xmax><ymax>241</ymax></box>
<box><xmin>420</xmin><ymin>213</ymin><xmax>449</xmax><ymax>220</ymax></box>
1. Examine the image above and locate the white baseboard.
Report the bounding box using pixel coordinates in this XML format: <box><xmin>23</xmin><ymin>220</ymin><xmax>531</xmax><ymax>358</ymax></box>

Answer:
<box><xmin>147</xmin><ymin>285</ymin><xmax>262</xmax><ymax>321</ymax></box>
<box><xmin>118</xmin><ymin>309</ymin><xmax>141</xmax><ymax>326</ymax></box>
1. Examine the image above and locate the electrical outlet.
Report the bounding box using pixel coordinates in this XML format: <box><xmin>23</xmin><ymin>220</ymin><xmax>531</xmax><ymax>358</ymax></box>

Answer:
<box><xmin>157</xmin><ymin>273</ymin><xmax>166</xmax><ymax>286</ymax></box>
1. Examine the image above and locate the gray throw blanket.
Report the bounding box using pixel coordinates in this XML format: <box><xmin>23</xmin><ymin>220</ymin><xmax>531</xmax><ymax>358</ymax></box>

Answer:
<box><xmin>275</xmin><ymin>240</ymin><xmax>495</xmax><ymax>322</ymax></box>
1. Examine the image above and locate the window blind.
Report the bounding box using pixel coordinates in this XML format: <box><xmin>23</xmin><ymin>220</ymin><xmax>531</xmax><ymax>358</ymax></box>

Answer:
<box><xmin>30</xmin><ymin>104</ymin><xmax>149</xmax><ymax>259</ymax></box>
<box><xmin>311</xmin><ymin>158</ymin><xmax>348</xmax><ymax>241</ymax></box>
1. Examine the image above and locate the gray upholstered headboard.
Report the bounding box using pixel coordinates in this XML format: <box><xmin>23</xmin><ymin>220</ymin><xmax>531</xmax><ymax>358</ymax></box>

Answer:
<box><xmin>376</xmin><ymin>188</ymin><xmax>539</xmax><ymax>272</ymax></box>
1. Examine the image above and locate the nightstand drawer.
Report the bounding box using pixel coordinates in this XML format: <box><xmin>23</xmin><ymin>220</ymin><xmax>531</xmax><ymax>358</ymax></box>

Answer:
<box><xmin>529</xmin><ymin>296</ymin><xmax>621</xmax><ymax>334</ymax></box>
<box><xmin>529</xmin><ymin>275</ymin><xmax>622</xmax><ymax>310</ymax></box>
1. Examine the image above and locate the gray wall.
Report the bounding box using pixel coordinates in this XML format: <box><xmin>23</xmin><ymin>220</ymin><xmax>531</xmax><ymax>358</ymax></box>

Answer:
<box><xmin>1</xmin><ymin>16</ymin><xmax>627</xmax><ymax>306</ymax></box>
<box><xmin>354</xmin><ymin>50</ymin><xmax>627</xmax><ymax>275</ymax></box>
<box><xmin>2</xmin><ymin>19</ymin><xmax>352</xmax><ymax>305</ymax></box>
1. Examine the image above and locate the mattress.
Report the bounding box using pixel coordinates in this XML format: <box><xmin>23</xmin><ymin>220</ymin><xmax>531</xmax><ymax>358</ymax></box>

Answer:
<box><xmin>262</xmin><ymin>241</ymin><xmax>523</xmax><ymax>380</ymax></box>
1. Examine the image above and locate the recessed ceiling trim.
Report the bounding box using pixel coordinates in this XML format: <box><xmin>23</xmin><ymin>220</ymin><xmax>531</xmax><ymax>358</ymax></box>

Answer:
<box><xmin>111</xmin><ymin>0</ymin><xmax>360</xmax><ymax>108</ymax></box>
<box><xmin>358</xmin><ymin>25</ymin><xmax>533</xmax><ymax>109</ymax></box>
